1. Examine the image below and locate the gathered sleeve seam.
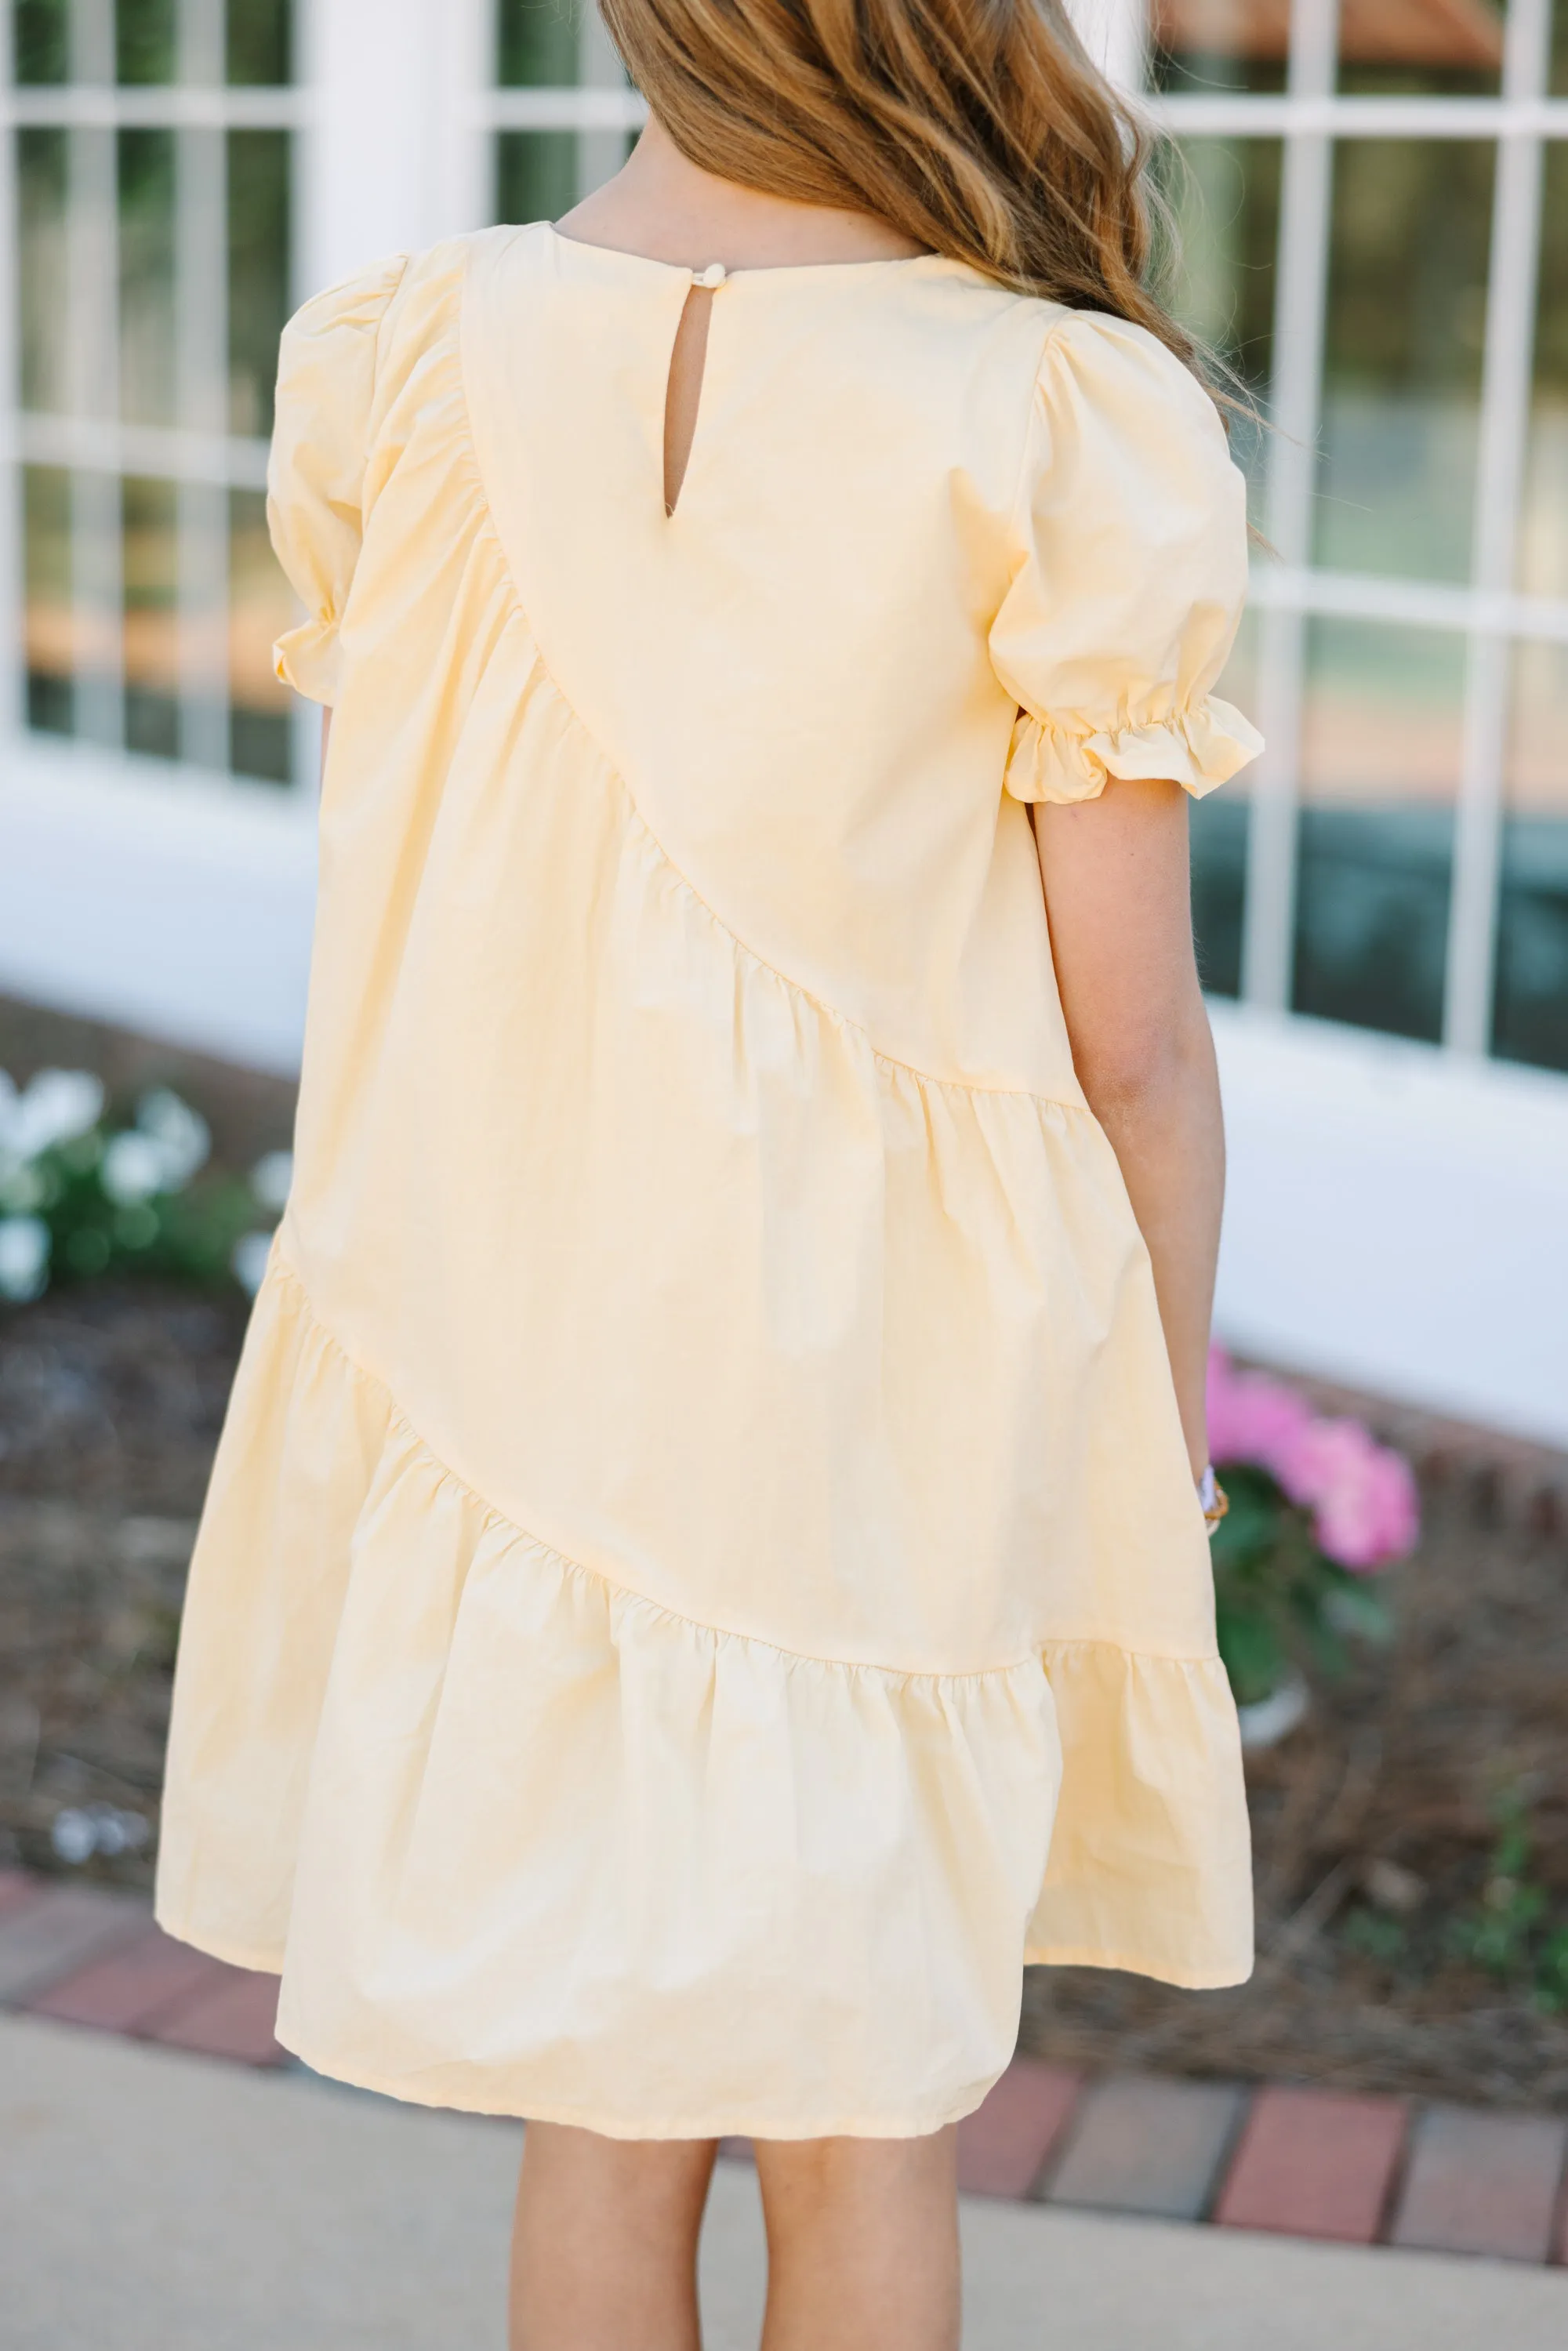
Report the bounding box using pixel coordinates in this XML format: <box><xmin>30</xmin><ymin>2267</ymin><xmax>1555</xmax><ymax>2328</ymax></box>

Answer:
<box><xmin>1002</xmin><ymin>306</ymin><xmax>1076</xmax><ymax>575</ymax></box>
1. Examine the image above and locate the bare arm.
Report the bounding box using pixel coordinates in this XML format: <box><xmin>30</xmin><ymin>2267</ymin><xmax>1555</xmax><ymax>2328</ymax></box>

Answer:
<box><xmin>1033</xmin><ymin>778</ymin><xmax>1222</xmax><ymax>1482</ymax></box>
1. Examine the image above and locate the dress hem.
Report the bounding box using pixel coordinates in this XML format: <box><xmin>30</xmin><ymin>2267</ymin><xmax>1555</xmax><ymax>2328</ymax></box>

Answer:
<box><xmin>152</xmin><ymin>1902</ymin><xmax>1255</xmax><ymax>2039</ymax></box>
<box><xmin>1022</xmin><ymin>1942</ymin><xmax>1254</xmax><ymax>1990</ymax></box>
<box><xmin>152</xmin><ymin>1887</ymin><xmax>1004</xmax><ymax>2140</ymax></box>
<box><xmin>273</xmin><ymin>2023</ymin><xmax>1000</xmax><ymax>2141</ymax></box>
<box><xmin>151</xmin><ymin>1910</ymin><xmax>285</xmax><ymax>1979</ymax></box>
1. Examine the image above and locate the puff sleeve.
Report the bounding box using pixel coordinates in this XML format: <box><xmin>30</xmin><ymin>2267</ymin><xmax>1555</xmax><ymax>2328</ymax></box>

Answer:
<box><xmin>989</xmin><ymin>310</ymin><xmax>1263</xmax><ymax>806</ymax></box>
<box><xmin>266</xmin><ymin>253</ymin><xmax>409</xmax><ymax>705</ymax></box>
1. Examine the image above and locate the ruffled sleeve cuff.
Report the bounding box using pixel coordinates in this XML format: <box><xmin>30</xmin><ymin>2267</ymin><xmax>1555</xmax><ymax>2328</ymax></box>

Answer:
<box><xmin>1004</xmin><ymin>692</ymin><xmax>1264</xmax><ymax>807</ymax></box>
<box><xmin>273</xmin><ymin>616</ymin><xmax>344</xmax><ymax>707</ymax></box>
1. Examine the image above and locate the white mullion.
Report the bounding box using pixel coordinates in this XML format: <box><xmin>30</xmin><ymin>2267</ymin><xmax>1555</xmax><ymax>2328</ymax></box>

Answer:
<box><xmin>69</xmin><ymin>0</ymin><xmax>114</xmax><ymax>84</ymax></box>
<box><xmin>179</xmin><ymin>0</ymin><xmax>225</xmax><ymax>84</ymax></box>
<box><xmin>1245</xmin><ymin>560</ymin><xmax>1568</xmax><ymax>644</ymax></box>
<box><xmin>1443</xmin><ymin>0</ymin><xmax>1552</xmax><ymax>1056</ymax></box>
<box><xmin>176</xmin><ymin>0</ymin><xmax>230</xmax><ymax>775</ymax></box>
<box><xmin>1071</xmin><ymin>0</ymin><xmax>1149</xmax><ymax>96</ymax></box>
<box><xmin>7</xmin><ymin>86</ymin><xmax>304</xmax><ymax>127</ymax></box>
<box><xmin>67</xmin><ymin>0</ymin><xmax>122</xmax><ymax>750</ymax></box>
<box><xmin>483</xmin><ymin>87</ymin><xmax>648</xmax><ymax>132</ymax></box>
<box><xmin>17</xmin><ymin>410</ymin><xmax>268</xmax><ymax>484</ymax></box>
<box><xmin>1241</xmin><ymin>0</ymin><xmax>1339</xmax><ymax>1012</ymax></box>
<box><xmin>1152</xmin><ymin>94</ymin><xmax>1568</xmax><ymax>136</ymax></box>
<box><xmin>578</xmin><ymin>5</ymin><xmax>629</xmax><ymax>201</ymax></box>
<box><xmin>430</xmin><ymin>0</ymin><xmax>491</xmax><ymax>235</ymax></box>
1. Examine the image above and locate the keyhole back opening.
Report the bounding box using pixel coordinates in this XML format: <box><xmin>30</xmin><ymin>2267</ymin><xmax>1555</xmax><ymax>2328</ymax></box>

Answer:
<box><xmin>662</xmin><ymin>281</ymin><xmax>717</xmax><ymax>520</ymax></box>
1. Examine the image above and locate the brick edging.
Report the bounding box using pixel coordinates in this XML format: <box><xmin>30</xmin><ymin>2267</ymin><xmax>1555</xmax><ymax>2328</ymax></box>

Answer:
<box><xmin>4</xmin><ymin>1870</ymin><xmax>1565</xmax><ymax>2264</ymax></box>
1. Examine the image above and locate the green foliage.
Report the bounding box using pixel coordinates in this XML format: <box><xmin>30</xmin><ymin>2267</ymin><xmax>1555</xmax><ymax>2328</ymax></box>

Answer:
<box><xmin>1210</xmin><ymin>1463</ymin><xmax>1395</xmax><ymax>1707</ymax></box>
<box><xmin>1340</xmin><ymin>1904</ymin><xmax>1410</xmax><ymax>1966</ymax></box>
<box><xmin>0</xmin><ymin>1072</ymin><xmax>283</xmax><ymax>1306</ymax></box>
<box><xmin>1447</xmin><ymin>1787</ymin><xmax>1568</xmax><ymax>2013</ymax></box>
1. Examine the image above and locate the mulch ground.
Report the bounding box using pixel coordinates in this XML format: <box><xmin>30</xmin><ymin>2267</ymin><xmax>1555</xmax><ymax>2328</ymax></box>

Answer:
<box><xmin>2</xmin><ymin>1277</ymin><xmax>1566</xmax><ymax>2112</ymax></box>
<box><xmin>1023</xmin><ymin>1456</ymin><xmax>1568</xmax><ymax>2111</ymax></box>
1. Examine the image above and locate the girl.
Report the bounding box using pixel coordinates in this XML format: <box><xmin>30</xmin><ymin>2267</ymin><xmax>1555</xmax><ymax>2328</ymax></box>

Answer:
<box><xmin>158</xmin><ymin>1</ymin><xmax>1258</xmax><ymax>2342</ymax></box>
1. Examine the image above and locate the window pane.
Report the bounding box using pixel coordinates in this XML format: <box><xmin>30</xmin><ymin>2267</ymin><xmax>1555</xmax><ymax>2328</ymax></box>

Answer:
<box><xmin>1160</xmin><ymin>137</ymin><xmax>1279</xmax><ymax>513</ymax></box>
<box><xmin>1519</xmin><ymin>144</ymin><xmax>1568</xmax><ymax>599</ymax></box>
<box><xmin>227</xmin><ymin>129</ymin><xmax>291</xmax><ymax>437</ymax></box>
<box><xmin>14</xmin><ymin>0</ymin><xmax>69</xmax><ymax>83</ymax></box>
<box><xmin>498</xmin><ymin>0</ymin><xmax>583</xmax><ymax>85</ymax></box>
<box><xmin>497</xmin><ymin>129</ymin><xmax>579</xmax><ymax>225</ymax></box>
<box><xmin>1316</xmin><ymin>140</ymin><xmax>1494</xmax><ymax>582</ymax></box>
<box><xmin>1298</xmin><ymin>620</ymin><xmax>1467</xmax><ymax>1043</ymax></box>
<box><xmin>1494</xmin><ymin>644</ymin><xmax>1568</xmax><ymax>1071</ymax></box>
<box><xmin>1552</xmin><ymin>0</ymin><xmax>1568</xmax><ymax>94</ymax></box>
<box><xmin>229</xmin><ymin>488</ymin><xmax>294</xmax><ymax>784</ymax></box>
<box><xmin>122</xmin><ymin>474</ymin><xmax>180</xmax><ymax>760</ymax></box>
<box><xmin>118</xmin><ymin>127</ymin><xmax>176</xmax><ymax>427</ymax></box>
<box><xmin>24</xmin><ymin>464</ymin><xmax>74</xmax><ymax>736</ymax></box>
<box><xmin>1191</xmin><ymin>608</ymin><xmax>1259</xmax><ymax>1000</ymax></box>
<box><xmin>1293</xmin><ymin>619</ymin><xmax>1462</xmax><ymax>1043</ymax></box>
<box><xmin>18</xmin><ymin>128</ymin><xmax>70</xmax><ymax>414</ymax></box>
<box><xmin>116</xmin><ymin>0</ymin><xmax>176</xmax><ymax>85</ymax></box>
<box><xmin>1336</xmin><ymin>0</ymin><xmax>1503</xmax><ymax>94</ymax></box>
<box><xmin>1149</xmin><ymin>0</ymin><xmax>1286</xmax><ymax>93</ymax></box>
<box><xmin>227</xmin><ymin>0</ymin><xmax>292</xmax><ymax>84</ymax></box>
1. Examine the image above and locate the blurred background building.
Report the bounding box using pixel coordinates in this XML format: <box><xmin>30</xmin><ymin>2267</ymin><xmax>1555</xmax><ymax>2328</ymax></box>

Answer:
<box><xmin>0</xmin><ymin>0</ymin><xmax>1564</xmax><ymax>1437</ymax></box>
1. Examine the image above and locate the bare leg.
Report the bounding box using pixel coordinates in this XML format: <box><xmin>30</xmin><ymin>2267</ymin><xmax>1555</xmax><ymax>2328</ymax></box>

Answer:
<box><xmin>509</xmin><ymin>2121</ymin><xmax>718</xmax><ymax>2351</ymax></box>
<box><xmin>753</xmin><ymin>2128</ymin><xmax>960</xmax><ymax>2351</ymax></box>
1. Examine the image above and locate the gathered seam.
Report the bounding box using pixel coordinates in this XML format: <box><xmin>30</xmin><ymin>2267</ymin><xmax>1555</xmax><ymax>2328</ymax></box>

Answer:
<box><xmin>267</xmin><ymin>1248</ymin><xmax>1224</xmax><ymax>1680</ymax></box>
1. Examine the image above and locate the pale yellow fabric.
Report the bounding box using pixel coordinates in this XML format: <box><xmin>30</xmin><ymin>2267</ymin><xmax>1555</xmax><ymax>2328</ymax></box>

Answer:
<box><xmin>157</xmin><ymin>225</ymin><xmax>1259</xmax><ymax>2138</ymax></box>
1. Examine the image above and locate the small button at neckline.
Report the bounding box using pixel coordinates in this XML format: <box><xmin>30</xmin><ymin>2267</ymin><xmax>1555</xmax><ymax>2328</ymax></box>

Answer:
<box><xmin>693</xmin><ymin>263</ymin><xmax>728</xmax><ymax>290</ymax></box>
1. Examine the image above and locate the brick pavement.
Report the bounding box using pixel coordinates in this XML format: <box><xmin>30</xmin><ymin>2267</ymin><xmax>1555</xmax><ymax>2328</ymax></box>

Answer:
<box><xmin>3</xmin><ymin>1869</ymin><xmax>1565</xmax><ymax>2263</ymax></box>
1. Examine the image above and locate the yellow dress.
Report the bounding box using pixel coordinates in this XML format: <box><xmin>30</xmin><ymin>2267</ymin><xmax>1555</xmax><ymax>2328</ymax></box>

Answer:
<box><xmin>156</xmin><ymin>223</ymin><xmax>1261</xmax><ymax>2139</ymax></box>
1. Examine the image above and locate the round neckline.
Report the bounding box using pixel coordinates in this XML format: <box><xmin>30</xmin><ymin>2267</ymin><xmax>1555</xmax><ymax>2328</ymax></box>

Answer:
<box><xmin>544</xmin><ymin>221</ymin><xmax>946</xmax><ymax>283</ymax></box>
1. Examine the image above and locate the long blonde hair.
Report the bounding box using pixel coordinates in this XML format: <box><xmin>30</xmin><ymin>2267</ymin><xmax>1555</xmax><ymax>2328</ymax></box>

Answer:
<box><xmin>597</xmin><ymin>0</ymin><xmax>1200</xmax><ymax>378</ymax></box>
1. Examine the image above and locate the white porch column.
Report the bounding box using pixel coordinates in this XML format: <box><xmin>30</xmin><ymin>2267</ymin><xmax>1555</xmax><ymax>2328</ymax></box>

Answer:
<box><xmin>1065</xmin><ymin>0</ymin><xmax>1148</xmax><ymax>95</ymax></box>
<box><xmin>299</xmin><ymin>0</ymin><xmax>492</xmax><ymax>298</ymax></box>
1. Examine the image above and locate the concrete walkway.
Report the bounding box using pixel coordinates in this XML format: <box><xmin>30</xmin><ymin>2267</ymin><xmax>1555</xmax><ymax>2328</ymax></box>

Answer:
<box><xmin>4</xmin><ymin>2012</ymin><xmax>1566</xmax><ymax>2351</ymax></box>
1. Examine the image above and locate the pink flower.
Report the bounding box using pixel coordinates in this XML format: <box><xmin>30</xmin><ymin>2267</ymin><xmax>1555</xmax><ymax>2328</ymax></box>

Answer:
<box><xmin>1272</xmin><ymin>1416</ymin><xmax>1420</xmax><ymax>1572</ymax></box>
<box><xmin>1207</xmin><ymin>1348</ymin><xmax>1313</xmax><ymax>1473</ymax></box>
<box><xmin>1205</xmin><ymin>1348</ymin><xmax>1421</xmax><ymax>1573</ymax></box>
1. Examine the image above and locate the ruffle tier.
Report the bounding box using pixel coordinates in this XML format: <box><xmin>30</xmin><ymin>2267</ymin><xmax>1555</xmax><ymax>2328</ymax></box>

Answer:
<box><xmin>157</xmin><ymin>1254</ymin><xmax>1251</xmax><ymax>2136</ymax></box>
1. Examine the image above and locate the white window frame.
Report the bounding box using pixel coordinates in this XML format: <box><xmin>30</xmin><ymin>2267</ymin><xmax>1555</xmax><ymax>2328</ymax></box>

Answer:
<box><xmin>1143</xmin><ymin>0</ymin><xmax>1568</xmax><ymax>1061</ymax></box>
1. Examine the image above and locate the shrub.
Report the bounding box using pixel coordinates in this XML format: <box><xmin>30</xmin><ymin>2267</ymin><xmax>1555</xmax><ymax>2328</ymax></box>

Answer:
<box><xmin>0</xmin><ymin>1066</ymin><xmax>289</xmax><ymax>1304</ymax></box>
<box><xmin>1207</xmin><ymin>1348</ymin><xmax>1420</xmax><ymax>1706</ymax></box>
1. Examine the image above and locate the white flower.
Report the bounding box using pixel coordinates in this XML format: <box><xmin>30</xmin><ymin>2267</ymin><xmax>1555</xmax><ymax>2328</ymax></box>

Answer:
<box><xmin>100</xmin><ymin>1130</ymin><xmax>169</xmax><ymax>1205</ymax></box>
<box><xmin>89</xmin><ymin>1803</ymin><xmax>149</xmax><ymax>1856</ymax></box>
<box><xmin>231</xmin><ymin>1230</ymin><xmax>274</xmax><ymax>1295</ymax></box>
<box><xmin>135</xmin><ymin>1088</ymin><xmax>210</xmax><ymax>1188</ymax></box>
<box><xmin>0</xmin><ymin>1214</ymin><xmax>50</xmax><ymax>1302</ymax></box>
<box><xmin>2</xmin><ymin>1068</ymin><xmax>104</xmax><ymax>1161</ymax></box>
<box><xmin>51</xmin><ymin>1809</ymin><xmax>97</xmax><ymax>1864</ymax></box>
<box><xmin>51</xmin><ymin>1804</ymin><xmax>149</xmax><ymax>1862</ymax></box>
<box><xmin>249</xmin><ymin>1148</ymin><xmax>293</xmax><ymax>1215</ymax></box>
